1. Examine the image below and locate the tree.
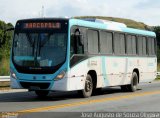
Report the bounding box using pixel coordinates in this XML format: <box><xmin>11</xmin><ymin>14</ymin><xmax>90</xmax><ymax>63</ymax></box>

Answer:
<box><xmin>0</xmin><ymin>20</ymin><xmax>14</xmax><ymax>48</ymax></box>
<box><xmin>0</xmin><ymin>20</ymin><xmax>14</xmax><ymax>75</ymax></box>
<box><xmin>153</xmin><ymin>26</ymin><xmax>160</xmax><ymax>47</ymax></box>
<box><xmin>153</xmin><ymin>26</ymin><xmax>160</xmax><ymax>62</ymax></box>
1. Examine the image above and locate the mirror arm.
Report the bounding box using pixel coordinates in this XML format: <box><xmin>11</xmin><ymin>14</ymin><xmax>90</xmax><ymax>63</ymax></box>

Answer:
<box><xmin>4</xmin><ymin>28</ymin><xmax>15</xmax><ymax>32</ymax></box>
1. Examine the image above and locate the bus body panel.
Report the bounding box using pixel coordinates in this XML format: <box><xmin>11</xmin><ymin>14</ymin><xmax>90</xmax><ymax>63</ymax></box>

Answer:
<box><xmin>57</xmin><ymin>56</ymin><xmax>156</xmax><ymax>91</ymax></box>
<box><xmin>10</xmin><ymin>18</ymin><xmax>157</xmax><ymax>92</ymax></box>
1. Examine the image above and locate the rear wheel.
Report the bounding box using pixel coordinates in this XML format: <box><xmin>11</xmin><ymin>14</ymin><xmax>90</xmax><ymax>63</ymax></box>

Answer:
<box><xmin>128</xmin><ymin>72</ymin><xmax>138</xmax><ymax>92</ymax></box>
<box><xmin>35</xmin><ymin>90</ymin><xmax>49</xmax><ymax>98</ymax></box>
<box><xmin>120</xmin><ymin>85</ymin><xmax>129</xmax><ymax>92</ymax></box>
<box><xmin>78</xmin><ymin>74</ymin><xmax>93</xmax><ymax>98</ymax></box>
<box><xmin>121</xmin><ymin>72</ymin><xmax>138</xmax><ymax>92</ymax></box>
<box><xmin>92</xmin><ymin>88</ymin><xmax>102</xmax><ymax>95</ymax></box>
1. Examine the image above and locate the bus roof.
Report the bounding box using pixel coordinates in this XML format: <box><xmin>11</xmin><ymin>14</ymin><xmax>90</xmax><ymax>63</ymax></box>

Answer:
<box><xmin>16</xmin><ymin>18</ymin><xmax>156</xmax><ymax>37</ymax></box>
<box><xmin>16</xmin><ymin>18</ymin><xmax>69</xmax><ymax>24</ymax></box>
<box><xmin>69</xmin><ymin>19</ymin><xmax>156</xmax><ymax>37</ymax></box>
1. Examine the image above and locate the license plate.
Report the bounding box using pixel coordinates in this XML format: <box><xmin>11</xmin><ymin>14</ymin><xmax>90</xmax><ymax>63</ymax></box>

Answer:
<box><xmin>30</xmin><ymin>86</ymin><xmax>40</xmax><ymax>90</ymax></box>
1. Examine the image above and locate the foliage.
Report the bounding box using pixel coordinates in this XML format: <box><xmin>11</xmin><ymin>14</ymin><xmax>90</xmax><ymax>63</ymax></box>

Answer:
<box><xmin>153</xmin><ymin>26</ymin><xmax>160</xmax><ymax>62</ymax></box>
<box><xmin>75</xmin><ymin>16</ymin><xmax>152</xmax><ymax>30</ymax></box>
<box><xmin>153</xmin><ymin>26</ymin><xmax>160</xmax><ymax>46</ymax></box>
<box><xmin>0</xmin><ymin>20</ymin><xmax>14</xmax><ymax>75</ymax></box>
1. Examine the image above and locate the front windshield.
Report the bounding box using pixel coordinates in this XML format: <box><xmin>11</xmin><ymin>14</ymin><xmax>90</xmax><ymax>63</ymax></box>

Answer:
<box><xmin>13</xmin><ymin>32</ymin><xmax>67</xmax><ymax>68</ymax></box>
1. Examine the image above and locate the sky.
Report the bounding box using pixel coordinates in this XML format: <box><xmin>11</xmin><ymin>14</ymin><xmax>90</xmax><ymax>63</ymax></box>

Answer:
<box><xmin>0</xmin><ymin>0</ymin><xmax>159</xmax><ymax>26</ymax></box>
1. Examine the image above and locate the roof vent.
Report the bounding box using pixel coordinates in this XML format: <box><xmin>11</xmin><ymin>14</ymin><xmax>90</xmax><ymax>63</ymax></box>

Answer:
<box><xmin>81</xmin><ymin>18</ymin><xmax>127</xmax><ymax>28</ymax></box>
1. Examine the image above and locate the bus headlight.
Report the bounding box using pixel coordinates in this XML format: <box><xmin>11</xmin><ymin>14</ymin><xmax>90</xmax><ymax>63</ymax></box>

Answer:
<box><xmin>10</xmin><ymin>70</ymin><xmax>17</xmax><ymax>79</ymax></box>
<box><xmin>54</xmin><ymin>70</ymin><xmax>66</xmax><ymax>81</ymax></box>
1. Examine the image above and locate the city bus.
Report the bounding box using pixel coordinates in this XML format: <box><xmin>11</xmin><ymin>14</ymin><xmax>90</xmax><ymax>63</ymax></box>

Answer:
<box><xmin>10</xmin><ymin>18</ymin><xmax>157</xmax><ymax>98</ymax></box>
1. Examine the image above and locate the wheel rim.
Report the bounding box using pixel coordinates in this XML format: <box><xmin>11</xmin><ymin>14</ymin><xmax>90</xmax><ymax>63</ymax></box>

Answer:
<box><xmin>85</xmin><ymin>78</ymin><xmax>92</xmax><ymax>92</ymax></box>
<box><xmin>132</xmin><ymin>75</ymin><xmax>138</xmax><ymax>89</ymax></box>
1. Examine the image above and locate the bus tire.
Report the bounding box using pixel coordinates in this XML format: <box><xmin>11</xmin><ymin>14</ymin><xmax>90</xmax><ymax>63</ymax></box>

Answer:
<box><xmin>35</xmin><ymin>90</ymin><xmax>49</xmax><ymax>98</ymax></box>
<box><xmin>92</xmin><ymin>88</ymin><xmax>102</xmax><ymax>95</ymax></box>
<box><xmin>120</xmin><ymin>85</ymin><xmax>129</xmax><ymax>92</ymax></box>
<box><xmin>78</xmin><ymin>74</ymin><xmax>93</xmax><ymax>98</ymax></box>
<box><xmin>128</xmin><ymin>72</ymin><xmax>138</xmax><ymax>92</ymax></box>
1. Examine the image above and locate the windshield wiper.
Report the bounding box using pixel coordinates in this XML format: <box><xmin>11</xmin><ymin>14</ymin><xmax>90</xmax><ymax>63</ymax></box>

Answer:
<box><xmin>26</xmin><ymin>33</ymin><xmax>34</xmax><ymax>46</ymax></box>
<box><xmin>38</xmin><ymin>33</ymin><xmax>51</xmax><ymax>56</ymax></box>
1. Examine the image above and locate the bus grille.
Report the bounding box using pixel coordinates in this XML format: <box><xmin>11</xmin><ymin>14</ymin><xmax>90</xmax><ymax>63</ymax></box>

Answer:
<box><xmin>20</xmin><ymin>82</ymin><xmax>50</xmax><ymax>89</ymax></box>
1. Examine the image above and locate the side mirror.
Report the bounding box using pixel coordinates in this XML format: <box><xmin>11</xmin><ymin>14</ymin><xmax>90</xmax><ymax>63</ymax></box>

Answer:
<box><xmin>78</xmin><ymin>34</ymin><xmax>83</xmax><ymax>46</ymax></box>
<box><xmin>71</xmin><ymin>34</ymin><xmax>84</xmax><ymax>46</ymax></box>
<box><xmin>74</xmin><ymin>28</ymin><xmax>84</xmax><ymax>46</ymax></box>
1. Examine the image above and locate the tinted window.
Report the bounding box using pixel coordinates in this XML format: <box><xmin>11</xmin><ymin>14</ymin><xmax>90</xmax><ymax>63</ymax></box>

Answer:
<box><xmin>132</xmin><ymin>35</ymin><xmax>137</xmax><ymax>55</ymax></box>
<box><xmin>152</xmin><ymin>38</ymin><xmax>156</xmax><ymax>55</ymax></box>
<box><xmin>120</xmin><ymin>34</ymin><xmax>125</xmax><ymax>54</ymax></box>
<box><xmin>138</xmin><ymin>36</ymin><xmax>147</xmax><ymax>56</ymax></box>
<box><xmin>88</xmin><ymin>30</ymin><xmax>99</xmax><ymax>54</ymax></box>
<box><xmin>126</xmin><ymin>35</ymin><xmax>137</xmax><ymax>55</ymax></box>
<box><xmin>114</xmin><ymin>33</ymin><xmax>125</xmax><ymax>55</ymax></box>
<box><xmin>148</xmin><ymin>37</ymin><xmax>156</xmax><ymax>56</ymax></box>
<box><xmin>100</xmin><ymin>31</ymin><xmax>113</xmax><ymax>54</ymax></box>
<box><xmin>70</xmin><ymin>35</ymin><xmax>84</xmax><ymax>56</ymax></box>
<box><xmin>142</xmin><ymin>37</ymin><xmax>147</xmax><ymax>55</ymax></box>
<box><xmin>126</xmin><ymin>35</ymin><xmax>132</xmax><ymax>55</ymax></box>
<box><xmin>138</xmin><ymin>36</ymin><xmax>143</xmax><ymax>55</ymax></box>
<box><xmin>13</xmin><ymin>33</ymin><xmax>67</xmax><ymax>67</ymax></box>
<box><xmin>114</xmin><ymin>33</ymin><xmax>121</xmax><ymax>54</ymax></box>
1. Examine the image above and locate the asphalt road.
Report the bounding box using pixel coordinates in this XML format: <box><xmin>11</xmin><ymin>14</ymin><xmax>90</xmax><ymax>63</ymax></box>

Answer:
<box><xmin>0</xmin><ymin>81</ymin><xmax>160</xmax><ymax>118</ymax></box>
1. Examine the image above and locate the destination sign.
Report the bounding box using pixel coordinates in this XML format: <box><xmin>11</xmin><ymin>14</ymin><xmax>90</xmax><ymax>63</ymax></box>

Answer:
<box><xmin>23</xmin><ymin>22</ymin><xmax>61</xmax><ymax>29</ymax></box>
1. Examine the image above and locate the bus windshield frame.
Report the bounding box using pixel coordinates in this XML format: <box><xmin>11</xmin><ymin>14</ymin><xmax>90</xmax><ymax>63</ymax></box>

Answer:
<box><xmin>12</xmin><ymin>19</ymin><xmax>68</xmax><ymax>74</ymax></box>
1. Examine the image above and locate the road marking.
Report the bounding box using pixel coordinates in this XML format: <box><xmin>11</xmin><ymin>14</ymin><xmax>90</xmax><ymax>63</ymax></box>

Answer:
<box><xmin>18</xmin><ymin>90</ymin><xmax>160</xmax><ymax>113</ymax></box>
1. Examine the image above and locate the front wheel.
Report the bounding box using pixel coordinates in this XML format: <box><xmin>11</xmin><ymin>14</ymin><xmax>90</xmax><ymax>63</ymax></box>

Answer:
<box><xmin>78</xmin><ymin>74</ymin><xmax>93</xmax><ymax>98</ymax></box>
<box><xmin>35</xmin><ymin>90</ymin><xmax>49</xmax><ymax>98</ymax></box>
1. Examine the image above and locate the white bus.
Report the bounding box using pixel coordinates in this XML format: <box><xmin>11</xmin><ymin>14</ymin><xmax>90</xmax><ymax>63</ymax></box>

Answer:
<box><xmin>10</xmin><ymin>18</ymin><xmax>157</xmax><ymax>98</ymax></box>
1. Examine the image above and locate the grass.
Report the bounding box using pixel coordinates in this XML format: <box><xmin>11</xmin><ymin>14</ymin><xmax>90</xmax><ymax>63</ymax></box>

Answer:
<box><xmin>0</xmin><ymin>56</ymin><xmax>10</xmax><ymax>88</ymax></box>
<box><xmin>156</xmin><ymin>63</ymin><xmax>160</xmax><ymax>80</ymax></box>
<box><xmin>156</xmin><ymin>77</ymin><xmax>160</xmax><ymax>80</ymax></box>
<box><xmin>0</xmin><ymin>112</ymin><xmax>19</xmax><ymax>118</ymax></box>
<box><xmin>75</xmin><ymin>16</ymin><xmax>151</xmax><ymax>30</ymax></box>
<box><xmin>157</xmin><ymin>63</ymin><xmax>160</xmax><ymax>72</ymax></box>
<box><xmin>0</xmin><ymin>57</ymin><xmax>10</xmax><ymax>76</ymax></box>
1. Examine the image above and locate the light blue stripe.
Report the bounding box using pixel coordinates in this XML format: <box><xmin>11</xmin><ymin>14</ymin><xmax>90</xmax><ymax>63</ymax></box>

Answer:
<box><xmin>14</xmin><ymin>56</ymin><xmax>34</xmax><ymax>61</ymax></box>
<box><xmin>101</xmin><ymin>56</ymin><xmax>109</xmax><ymax>86</ymax></box>
<box><xmin>121</xmin><ymin>27</ymin><xmax>156</xmax><ymax>37</ymax></box>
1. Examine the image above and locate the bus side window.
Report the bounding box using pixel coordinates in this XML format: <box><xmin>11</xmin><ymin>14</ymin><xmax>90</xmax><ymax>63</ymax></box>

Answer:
<box><xmin>137</xmin><ymin>36</ymin><xmax>147</xmax><ymax>56</ymax></box>
<box><xmin>70</xmin><ymin>29</ymin><xmax>84</xmax><ymax>56</ymax></box>
<box><xmin>126</xmin><ymin>35</ymin><xmax>132</xmax><ymax>55</ymax></box>
<box><xmin>148</xmin><ymin>37</ymin><xmax>156</xmax><ymax>56</ymax></box>
<box><xmin>70</xmin><ymin>35</ymin><xmax>75</xmax><ymax>57</ymax></box>
<box><xmin>142</xmin><ymin>37</ymin><xmax>147</xmax><ymax>56</ymax></box>
<box><xmin>76</xmin><ymin>35</ymin><xmax>84</xmax><ymax>54</ymax></box>
<box><xmin>132</xmin><ymin>35</ymin><xmax>137</xmax><ymax>55</ymax></box>
<box><xmin>114</xmin><ymin>33</ymin><xmax>125</xmax><ymax>55</ymax></box>
<box><xmin>138</xmin><ymin>36</ymin><xmax>143</xmax><ymax>56</ymax></box>
<box><xmin>87</xmin><ymin>30</ymin><xmax>99</xmax><ymax>54</ymax></box>
<box><xmin>100</xmin><ymin>31</ymin><xmax>113</xmax><ymax>54</ymax></box>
